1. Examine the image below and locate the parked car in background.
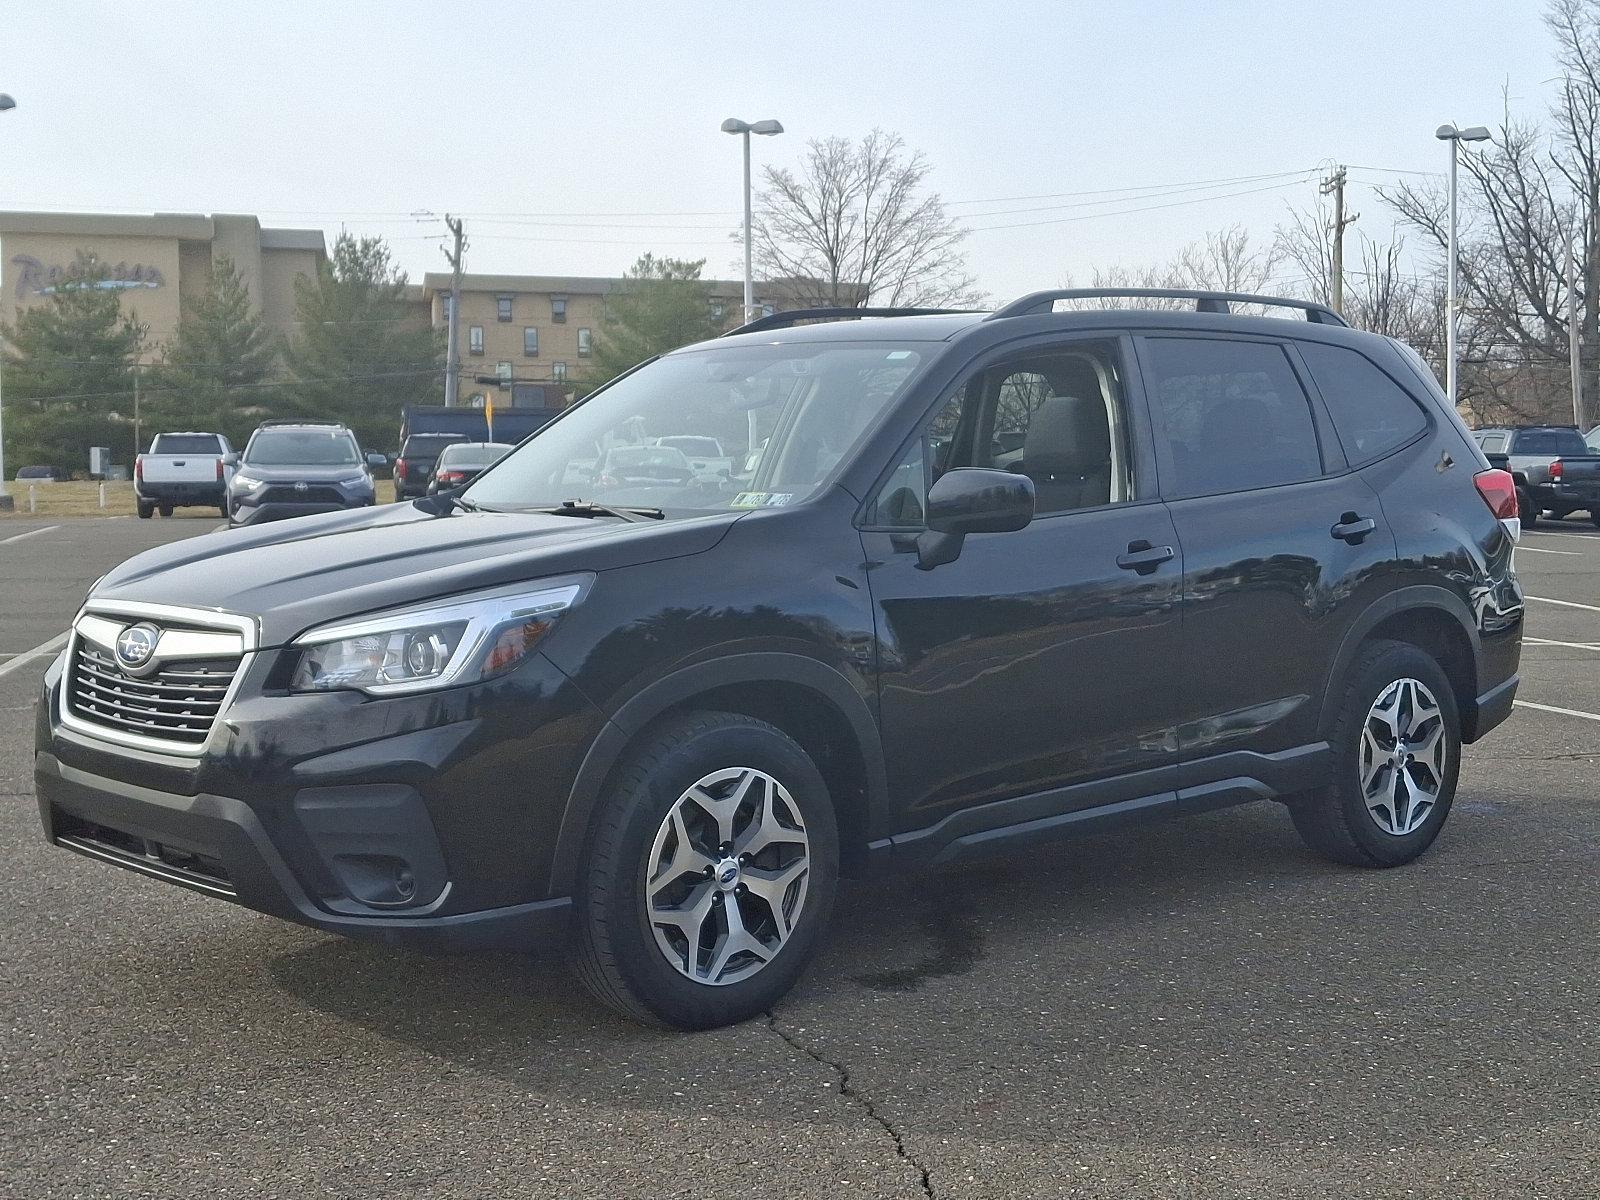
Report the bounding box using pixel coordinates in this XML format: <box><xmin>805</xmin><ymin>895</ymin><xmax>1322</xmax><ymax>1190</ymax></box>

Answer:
<box><xmin>36</xmin><ymin>289</ymin><xmax>1522</xmax><ymax>1031</ymax></box>
<box><xmin>426</xmin><ymin>441</ymin><xmax>514</xmax><ymax>494</ymax></box>
<box><xmin>134</xmin><ymin>432</ymin><xmax>234</xmax><ymax>519</ymax></box>
<box><xmin>394</xmin><ymin>433</ymin><xmax>466</xmax><ymax>500</ymax></box>
<box><xmin>1472</xmin><ymin>424</ymin><xmax>1600</xmax><ymax>526</ymax></box>
<box><xmin>226</xmin><ymin>422</ymin><xmax>380</xmax><ymax>527</ymax></box>
<box><xmin>653</xmin><ymin>435</ymin><xmax>735</xmax><ymax>481</ymax></box>
<box><xmin>15</xmin><ymin>464</ymin><xmax>69</xmax><ymax>482</ymax></box>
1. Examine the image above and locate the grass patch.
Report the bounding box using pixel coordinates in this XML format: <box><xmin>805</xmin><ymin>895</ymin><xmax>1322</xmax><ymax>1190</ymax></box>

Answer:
<box><xmin>1</xmin><ymin>479</ymin><xmax>399</xmax><ymax>519</ymax></box>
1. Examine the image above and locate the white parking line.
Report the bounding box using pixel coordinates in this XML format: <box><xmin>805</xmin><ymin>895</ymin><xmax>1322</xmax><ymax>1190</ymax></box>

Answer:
<box><xmin>0</xmin><ymin>524</ymin><xmax>59</xmax><ymax>545</ymax></box>
<box><xmin>1524</xmin><ymin>636</ymin><xmax>1600</xmax><ymax>651</ymax></box>
<box><xmin>1527</xmin><ymin>595</ymin><xmax>1600</xmax><ymax>614</ymax></box>
<box><xmin>1516</xmin><ymin>546</ymin><xmax>1582</xmax><ymax>555</ymax></box>
<box><xmin>1515</xmin><ymin>699</ymin><xmax>1600</xmax><ymax>724</ymax></box>
<box><xmin>0</xmin><ymin>632</ymin><xmax>66</xmax><ymax>681</ymax></box>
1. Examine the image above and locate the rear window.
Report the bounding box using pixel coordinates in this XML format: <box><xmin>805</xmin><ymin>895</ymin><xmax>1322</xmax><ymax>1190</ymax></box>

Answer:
<box><xmin>1512</xmin><ymin>428</ymin><xmax>1589</xmax><ymax>457</ymax></box>
<box><xmin>1143</xmin><ymin>337</ymin><xmax>1323</xmax><ymax>498</ymax></box>
<box><xmin>1297</xmin><ymin>342</ymin><xmax>1428</xmax><ymax>465</ymax></box>
<box><xmin>438</xmin><ymin>443</ymin><xmax>512</xmax><ymax>469</ymax></box>
<box><xmin>657</xmin><ymin>436</ymin><xmax>722</xmax><ymax>457</ymax></box>
<box><xmin>151</xmin><ymin>434</ymin><xmax>223</xmax><ymax>455</ymax></box>
<box><xmin>402</xmin><ymin>434</ymin><xmax>466</xmax><ymax>458</ymax></box>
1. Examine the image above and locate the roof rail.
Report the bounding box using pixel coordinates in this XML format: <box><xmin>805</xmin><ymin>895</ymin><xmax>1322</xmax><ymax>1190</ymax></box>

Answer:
<box><xmin>723</xmin><ymin>306</ymin><xmax>982</xmax><ymax>337</ymax></box>
<box><xmin>988</xmin><ymin>288</ymin><xmax>1348</xmax><ymax>327</ymax></box>
<box><xmin>257</xmin><ymin>418</ymin><xmax>346</xmax><ymax>428</ymax></box>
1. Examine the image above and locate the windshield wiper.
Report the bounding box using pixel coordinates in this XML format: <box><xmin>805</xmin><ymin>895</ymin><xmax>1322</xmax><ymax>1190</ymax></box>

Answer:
<box><xmin>536</xmin><ymin>499</ymin><xmax>664</xmax><ymax>522</ymax></box>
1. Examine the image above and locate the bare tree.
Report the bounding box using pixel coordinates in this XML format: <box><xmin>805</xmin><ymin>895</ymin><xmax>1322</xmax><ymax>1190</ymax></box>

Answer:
<box><xmin>1063</xmin><ymin>226</ymin><xmax>1280</xmax><ymax>311</ymax></box>
<box><xmin>750</xmin><ymin>130</ymin><xmax>983</xmax><ymax>308</ymax></box>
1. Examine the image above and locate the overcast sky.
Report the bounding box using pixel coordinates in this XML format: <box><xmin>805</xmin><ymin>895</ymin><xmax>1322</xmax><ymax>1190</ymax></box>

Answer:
<box><xmin>0</xmin><ymin>0</ymin><xmax>1560</xmax><ymax>301</ymax></box>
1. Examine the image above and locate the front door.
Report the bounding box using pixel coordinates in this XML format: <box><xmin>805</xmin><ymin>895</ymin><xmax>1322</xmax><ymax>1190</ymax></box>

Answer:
<box><xmin>861</xmin><ymin>336</ymin><xmax>1185</xmax><ymax>837</ymax></box>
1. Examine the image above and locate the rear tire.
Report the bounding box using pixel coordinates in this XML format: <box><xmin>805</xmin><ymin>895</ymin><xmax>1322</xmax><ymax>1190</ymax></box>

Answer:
<box><xmin>1290</xmin><ymin>639</ymin><xmax>1460</xmax><ymax>868</ymax></box>
<box><xmin>136</xmin><ymin>500</ymin><xmax>154</xmax><ymax>519</ymax></box>
<box><xmin>572</xmin><ymin>711</ymin><xmax>839</xmax><ymax>1030</ymax></box>
<box><xmin>1591</xmin><ymin>510</ymin><xmax>1600</xmax><ymax>529</ymax></box>
<box><xmin>1517</xmin><ymin>487</ymin><xmax>1539</xmax><ymax>528</ymax></box>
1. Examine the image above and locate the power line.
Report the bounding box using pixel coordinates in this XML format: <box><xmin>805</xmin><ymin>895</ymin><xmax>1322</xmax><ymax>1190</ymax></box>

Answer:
<box><xmin>965</xmin><ymin>179</ymin><xmax>1313</xmax><ymax>232</ymax></box>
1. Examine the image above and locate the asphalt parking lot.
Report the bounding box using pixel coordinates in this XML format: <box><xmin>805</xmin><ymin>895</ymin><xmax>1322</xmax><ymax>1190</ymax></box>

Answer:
<box><xmin>2</xmin><ymin>516</ymin><xmax>1598</xmax><ymax>1199</ymax></box>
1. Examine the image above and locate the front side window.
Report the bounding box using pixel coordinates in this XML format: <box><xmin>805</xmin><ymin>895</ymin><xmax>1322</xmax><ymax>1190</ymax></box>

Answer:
<box><xmin>1298</xmin><ymin>341</ymin><xmax>1427</xmax><ymax>465</ymax></box>
<box><xmin>1143</xmin><ymin>337</ymin><xmax>1322</xmax><ymax>498</ymax></box>
<box><xmin>467</xmin><ymin>340</ymin><xmax>926</xmax><ymax>515</ymax></box>
<box><xmin>469</xmin><ymin>325</ymin><xmax>484</xmax><ymax>355</ymax></box>
<box><xmin>870</xmin><ymin>340</ymin><xmax>1132</xmax><ymax>525</ymax></box>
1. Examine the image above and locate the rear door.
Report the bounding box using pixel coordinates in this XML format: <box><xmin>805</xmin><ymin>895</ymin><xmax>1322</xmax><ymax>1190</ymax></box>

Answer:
<box><xmin>1137</xmin><ymin>333</ymin><xmax>1396</xmax><ymax>767</ymax></box>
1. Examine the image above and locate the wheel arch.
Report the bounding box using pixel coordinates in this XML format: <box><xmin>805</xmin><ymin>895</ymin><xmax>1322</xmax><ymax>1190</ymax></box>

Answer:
<box><xmin>1319</xmin><ymin>587</ymin><xmax>1481</xmax><ymax>741</ymax></box>
<box><xmin>548</xmin><ymin>653</ymin><xmax>888</xmax><ymax>894</ymax></box>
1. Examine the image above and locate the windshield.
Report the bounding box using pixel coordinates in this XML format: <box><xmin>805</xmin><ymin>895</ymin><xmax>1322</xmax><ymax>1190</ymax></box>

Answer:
<box><xmin>245</xmin><ymin>429</ymin><xmax>361</xmax><ymax>467</ymax></box>
<box><xmin>466</xmin><ymin>341</ymin><xmax>926</xmax><ymax>512</ymax></box>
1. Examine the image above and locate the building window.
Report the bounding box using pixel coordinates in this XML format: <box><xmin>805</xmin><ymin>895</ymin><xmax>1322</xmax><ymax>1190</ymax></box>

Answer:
<box><xmin>438</xmin><ymin>291</ymin><xmax>454</xmax><ymax>325</ymax></box>
<box><xmin>603</xmin><ymin>297</ymin><xmax>617</xmax><ymax>324</ymax></box>
<box><xmin>496</xmin><ymin>361</ymin><xmax>513</xmax><ymax>385</ymax></box>
<box><xmin>468</xmin><ymin>325</ymin><xmax>484</xmax><ymax>355</ymax></box>
<box><xmin>577</xmin><ymin>327</ymin><xmax>592</xmax><ymax>357</ymax></box>
<box><xmin>709</xmin><ymin>300</ymin><xmax>726</xmax><ymax>323</ymax></box>
<box><xmin>552</xmin><ymin>361</ymin><xmax>568</xmax><ymax>382</ymax></box>
<box><xmin>523</xmin><ymin>327</ymin><xmax>539</xmax><ymax>357</ymax></box>
<box><xmin>468</xmin><ymin>393</ymin><xmax>486</xmax><ymax>409</ymax></box>
<box><xmin>551</xmin><ymin>295</ymin><xmax>568</xmax><ymax>324</ymax></box>
<box><xmin>497</xmin><ymin>295</ymin><xmax>513</xmax><ymax>323</ymax></box>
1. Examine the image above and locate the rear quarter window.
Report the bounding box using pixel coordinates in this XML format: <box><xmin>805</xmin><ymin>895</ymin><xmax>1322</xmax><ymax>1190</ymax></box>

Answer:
<box><xmin>1297</xmin><ymin>342</ymin><xmax>1428</xmax><ymax>465</ymax></box>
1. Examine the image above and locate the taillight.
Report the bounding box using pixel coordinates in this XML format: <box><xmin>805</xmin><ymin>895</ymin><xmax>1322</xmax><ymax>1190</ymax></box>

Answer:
<box><xmin>215</xmin><ymin>458</ymin><xmax>224</xmax><ymax>481</ymax></box>
<box><xmin>396</xmin><ymin>460</ymin><xmax>407</xmax><ymax>480</ymax></box>
<box><xmin>134</xmin><ymin>458</ymin><xmax>143</xmax><ymax>482</ymax></box>
<box><xmin>437</xmin><ymin>470</ymin><xmax>463</xmax><ymax>485</ymax></box>
<box><xmin>598</xmin><ymin>474</ymin><xmax>619</xmax><ymax>488</ymax></box>
<box><xmin>1473</xmin><ymin>468</ymin><xmax>1518</xmax><ymax>520</ymax></box>
<box><xmin>1550</xmin><ymin>459</ymin><xmax>1564</xmax><ymax>480</ymax></box>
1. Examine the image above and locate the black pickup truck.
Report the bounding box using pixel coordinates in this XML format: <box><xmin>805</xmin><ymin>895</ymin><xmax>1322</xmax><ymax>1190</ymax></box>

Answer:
<box><xmin>1473</xmin><ymin>425</ymin><xmax>1600</xmax><ymax>527</ymax></box>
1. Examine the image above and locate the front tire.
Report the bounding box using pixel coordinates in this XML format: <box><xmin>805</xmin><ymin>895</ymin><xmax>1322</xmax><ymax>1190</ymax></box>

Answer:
<box><xmin>572</xmin><ymin>711</ymin><xmax>839</xmax><ymax>1030</ymax></box>
<box><xmin>1290</xmin><ymin>640</ymin><xmax>1460</xmax><ymax>868</ymax></box>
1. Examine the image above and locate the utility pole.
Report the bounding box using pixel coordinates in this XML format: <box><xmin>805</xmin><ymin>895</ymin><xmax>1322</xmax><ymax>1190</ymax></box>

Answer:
<box><xmin>1568</xmin><ymin>227</ymin><xmax>1584</xmax><ymax>429</ymax></box>
<box><xmin>1320</xmin><ymin>165</ymin><xmax>1358</xmax><ymax>317</ymax></box>
<box><xmin>132</xmin><ymin>361</ymin><xmax>142</xmax><ymax>464</ymax></box>
<box><xmin>442</xmin><ymin>215</ymin><xmax>466</xmax><ymax>408</ymax></box>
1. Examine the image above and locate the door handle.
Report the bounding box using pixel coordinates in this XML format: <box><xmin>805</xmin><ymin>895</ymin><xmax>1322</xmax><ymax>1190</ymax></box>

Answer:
<box><xmin>1331</xmin><ymin>513</ymin><xmax>1377</xmax><ymax>544</ymax></box>
<box><xmin>1116</xmin><ymin>541</ymin><xmax>1175</xmax><ymax>574</ymax></box>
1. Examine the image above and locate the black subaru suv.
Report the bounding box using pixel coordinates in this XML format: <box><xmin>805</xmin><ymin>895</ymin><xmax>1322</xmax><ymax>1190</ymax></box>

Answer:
<box><xmin>34</xmin><ymin>289</ymin><xmax>1524</xmax><ymax>1030</ymax></box>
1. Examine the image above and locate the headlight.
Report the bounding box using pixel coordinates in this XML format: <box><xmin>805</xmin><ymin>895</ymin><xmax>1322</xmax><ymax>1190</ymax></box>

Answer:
<box><xmin>232</xmin><ymin>473</ymin><xmax>265</xmax><ymax>490</ymax></box>
<box><xmin>339</xmin><ymin>473</ymin><xmax>371</xmax><ymax>486</ymax></box>
<box><xmin>289</xmin><ymin>575</ymin><xmax>592</xmax><ymax>695</ymax></box>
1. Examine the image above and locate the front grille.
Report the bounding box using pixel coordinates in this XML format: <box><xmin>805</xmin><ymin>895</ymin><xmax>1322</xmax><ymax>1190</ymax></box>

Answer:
<box><xmin>68</xmin><ymin>641</ymin><xmax>241</xmax><ymax>746</ymax></box>
<box><xmin>258</xmin><ymin>485</ymin><xmax>344</xmax><ymax>505</ymax></box>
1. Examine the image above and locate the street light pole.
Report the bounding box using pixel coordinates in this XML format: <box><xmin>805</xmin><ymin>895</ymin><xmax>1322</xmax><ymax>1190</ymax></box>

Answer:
<box><xmin>1436</xmin><ymin>123</ymin><xmax>1492</xmax><ymax>408</ymax></box>
<box><xmin>0</xmin><ymin>94</ymin><xmax>15</xmax><ymax>512</ymax></box>
<box><xmin>721</xmin><ymin>117</ymin><xmax>784</xmax><ymax>325</ymax></box>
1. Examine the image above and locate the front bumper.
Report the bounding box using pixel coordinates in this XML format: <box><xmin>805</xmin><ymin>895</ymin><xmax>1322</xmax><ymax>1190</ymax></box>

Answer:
<box><xmin>229</xmin><ymin>498</ymin><xmax>370</xmax><ymax>526</ymax></box>
<box><xmin>137</xmin><ymin>482</ymin><xmax>226</xmax><ymax>506</ymax></box>
<box><xmin>35</xmin><ymin>643</ymin><xmax>606</xmax><ymax>950</ymax></box>
<box><xmin>35</xmin><ymin>754</ymin><xmax>572</xmax><ymax>951</ymax></box>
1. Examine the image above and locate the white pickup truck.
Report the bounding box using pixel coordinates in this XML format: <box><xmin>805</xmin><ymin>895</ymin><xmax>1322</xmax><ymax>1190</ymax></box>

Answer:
<box><xmin>652</xmin><ymin>435</ymin><xmax>735</xmax><ymax>482</ymax></box>
<box><xmin>134</xmin><ymin>432</ymin><xmax>235</xmax><ymax>518</ymax></box>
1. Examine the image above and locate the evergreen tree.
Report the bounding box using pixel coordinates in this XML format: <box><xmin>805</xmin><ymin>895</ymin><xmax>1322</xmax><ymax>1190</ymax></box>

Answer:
<box><xmin>281</xmin><ymin>234</ymin><xmax>441</xmax><ymax>450</ymax></box>
<box><xmin>148</xmin><ymin>254</ymin><xmax>277</xmax><ymax>447</ymax></box>
<box><xmin>0</xmin><ymin>251</ymin><xmax>147</xmax><ymax>470</ymax></box>
<box><xmin>589</xmin><ymin>254</ymin><xmax>726</xmax><ymax>383</ymax></box>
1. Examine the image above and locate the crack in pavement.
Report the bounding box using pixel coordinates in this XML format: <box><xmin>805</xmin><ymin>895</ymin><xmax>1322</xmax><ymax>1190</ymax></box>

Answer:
<box><xmin>765</xmin><ymin>1013</ymin><xmax>936</xmax><ymax>1199</ymax></box>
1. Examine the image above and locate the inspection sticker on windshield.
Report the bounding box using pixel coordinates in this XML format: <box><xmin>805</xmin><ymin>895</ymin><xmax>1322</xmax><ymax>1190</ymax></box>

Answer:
<box><xmin>731</xmin><ymin>492</ymin><xmax>795</xmax><ymax>508</ymax></box>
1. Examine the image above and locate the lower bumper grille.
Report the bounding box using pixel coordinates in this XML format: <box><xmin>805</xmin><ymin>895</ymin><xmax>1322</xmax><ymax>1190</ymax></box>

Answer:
<box><xmin>54</xmin><ymin>811</ymin><xmax>236</xmax><ymax>897</ymax></box>
<box><xmin>258</xmin><ymin>485</ymin><xmax>345</xmax><ymax>505</ymax></box>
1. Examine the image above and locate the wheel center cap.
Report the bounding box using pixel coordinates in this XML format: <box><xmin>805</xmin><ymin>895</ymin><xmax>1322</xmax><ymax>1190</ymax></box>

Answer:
<box><xmin>714</xmin><ymin>857</ymin><xmax>741</xmax><ymax>892</ymax></box>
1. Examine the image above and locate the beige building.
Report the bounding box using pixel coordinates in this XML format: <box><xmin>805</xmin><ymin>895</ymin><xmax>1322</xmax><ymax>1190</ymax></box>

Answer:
<box><xmin>415</xmin><ymin>272</ymin><xmax>771</xmax><ymax>408</ymax></box>
<box><xmin>0</xmin><ymin>211</ymin><xmax>325</xmax><ymax>356</ymax></box>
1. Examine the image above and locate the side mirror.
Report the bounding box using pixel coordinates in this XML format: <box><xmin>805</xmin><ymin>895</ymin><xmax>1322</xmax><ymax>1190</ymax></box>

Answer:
<box><xmin>222</xmin><ymin>453</ymin><xmax>239</xmax><ymax>467</ymax></box>
<box><xmin>915</xmin><ymin>467</ymin><xmax>1034</xmax><ymax>570</ymax></box>
<box><xmin>366</xmin><ymin>452</ymin><xmax>388</xmax><ymax>469</ymax></box>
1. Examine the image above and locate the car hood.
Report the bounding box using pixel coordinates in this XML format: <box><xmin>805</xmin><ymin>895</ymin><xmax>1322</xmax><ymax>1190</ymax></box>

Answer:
<box><xmin>91</xmin><ymin>502</ymin><xmax>744</xmax><ymax>647</ymax></box>
<box><xmin>235</xmin><ymin>463</ymin><xmax>368</xmax><ymax>483</ymax></box>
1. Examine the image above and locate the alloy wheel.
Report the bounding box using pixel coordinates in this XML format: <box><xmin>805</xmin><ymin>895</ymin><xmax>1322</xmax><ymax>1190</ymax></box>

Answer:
<box><xmin>645</xmin><ymin>766</ymin><xmax>810</xmax><ymax>986</ymax></box>
<box><xmin>1360</xmin><ymin>677</ymin><xmax>1449</xmax><ymax>836</ymax></box>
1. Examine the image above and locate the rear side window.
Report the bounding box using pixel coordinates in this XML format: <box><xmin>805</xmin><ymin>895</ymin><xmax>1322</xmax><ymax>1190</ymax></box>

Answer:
<box><xmin>1512</xmin><ymin>428</ymin><xmax>1589</xmax><ymax>456</ymax></box>
<box><xmin>1143</xmin><ymin>337</ymin><xmax>1322</xmax><ymax>498</ymax></box>
<box><xmin>1297</xmin><ymin>342</ymin><xmax>1429</xmax><ymax>465</ymax></box>
<box><xmin>1479</xmin><ymin>433</ymin><xmax>1509</xmax><ymax>454</ymax></box>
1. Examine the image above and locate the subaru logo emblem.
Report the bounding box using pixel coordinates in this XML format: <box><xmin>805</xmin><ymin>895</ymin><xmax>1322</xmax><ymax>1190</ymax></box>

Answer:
<box><xmin>715</xmin><ymin>858</ymin><xmax>741</xmax><ymax>891</ymax></box>
<box><xmin>115</xmin><ymin>623</ymin><xmax>159</xmax><ymax>669</ymax></box>
<box><xmin>293</xmin><ymin>481</ymin><xmax>309</xmax><ymax>492</ymax></box>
